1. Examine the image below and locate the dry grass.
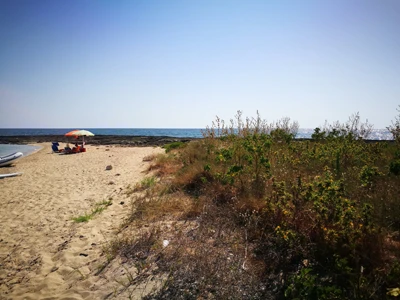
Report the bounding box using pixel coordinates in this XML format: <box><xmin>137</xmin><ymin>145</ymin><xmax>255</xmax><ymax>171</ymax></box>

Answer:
<box><xmin>128</xmin><ymin>192</ymin><xmax>194</xmax><ymax>225</ymax></box>
<box><xmin>104</xmin><ymin>112</ymin><xmax>400</xmax><ymax>299</ymax></box>
<box><xmin>147</xmin><ymin>153</ymin><xmax>182</xmax><ymax>177</ymax></box>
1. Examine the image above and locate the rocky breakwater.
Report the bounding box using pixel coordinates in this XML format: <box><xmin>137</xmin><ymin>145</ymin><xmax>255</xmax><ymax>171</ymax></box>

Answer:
<box><xmin>0</xmin><ymin>135</ymin><xmax>199</xmax><ymax>146</ymax></box>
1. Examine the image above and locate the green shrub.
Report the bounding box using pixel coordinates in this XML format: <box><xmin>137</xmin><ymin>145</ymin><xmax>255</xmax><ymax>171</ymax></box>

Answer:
<box><xmin>390</xmin><ymin>159</ymin><xmax>400</xmax><ymax>175</ymax></box>
<box><xmin>311</xmin><ymin>127</ymin><xmax>326</xmax><ymax>141</ymax></box>
<box><xmin>163</xmin><ymin>141</ymin><xmax>186</xmax><ymax>153</ymax></box>
<box><xmin>285</xmin><ymin>267</ymin><xmax>343</xmax><ymax>299</ymax></box>
<box><xmin>359</xmin><ymin>165</ymin><xmax>381</xmax><ymax>186</ymax></box>
<box><xmin>387</xmin><ymin>105</ymin><xmax>400</xmax><ymax>142</ymax></box>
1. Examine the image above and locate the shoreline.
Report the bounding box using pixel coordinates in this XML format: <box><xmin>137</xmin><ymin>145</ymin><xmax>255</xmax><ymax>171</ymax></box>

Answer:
<box><xmin>0</xmin><ymin>144</ymin><xmax>42</xmax><ymax>157</ymax></box>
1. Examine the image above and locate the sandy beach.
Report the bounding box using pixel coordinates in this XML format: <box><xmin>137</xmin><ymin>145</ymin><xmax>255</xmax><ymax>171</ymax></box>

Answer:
<box><xmin>0</xmin><ymin>144</ymin><xmax>164</xmax><ymax>299</ymax></box>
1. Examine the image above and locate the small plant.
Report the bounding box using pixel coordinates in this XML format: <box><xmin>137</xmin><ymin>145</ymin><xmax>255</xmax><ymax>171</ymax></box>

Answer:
<box><xmin>72</xmin><ymin>213</ymin><xmax>92</xmax><ymax>223</ymax></box>
<box><xmin>71</xmin><ymin>199</ymin><xmax>113</xmax><ymax>223</ymax></box>
<box><xmin>163</xmin><ymin>141</ymin><xmax>186</xmax><ymax>153</ymax></box>
<box><xmin>130</xmin><ymin>176</ymin><xmax>158</xmax><ymax>193</ymax></box>
<box><xmin>136</xmin><ymin>176</ymin><xmax>156</xmax><ymax>191</ymax></box>
<box><xmin>70</xmin><ymin>267</ymin><xmax>87</xmax><ymax>280</ymax></box>
<box><xmin>387</xmin><ymin>105</ymin><xmax>400</xmax><ymax>142</ymax></box>
<box><xmin>270</xmin><ymin>128</ymin><xmax>294</xmax><ymax>143</ymax></box>
<box><xmin>285</xmin><ymin>267</ymin><xmax>343</xmax><ymax>299</ymax></box>
<box><xmin>359</xmin><ymin>165</ymin><xmax>381</xmax><ymax>187</ymax></box>
<box><xmin>390</xmin><ymin>159</ymin><xmax>400</xmax><ymax>175</ymax></box>
<box><xmin>141</xmin><ymin>176</ymin><xmax>156</xmax><ymax>188</ymax></box>
<box><xmin>98</xmin><ymin>199</ymin><xmax>113</xmax><ymax>206</ymax></box>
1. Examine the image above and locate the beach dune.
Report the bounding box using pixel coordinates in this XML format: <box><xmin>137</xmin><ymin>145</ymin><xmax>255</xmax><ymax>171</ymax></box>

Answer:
<box><xmin>0</xmin><ymin>144</ymin><xmax>164</xmax><ymax>299</ymax></box>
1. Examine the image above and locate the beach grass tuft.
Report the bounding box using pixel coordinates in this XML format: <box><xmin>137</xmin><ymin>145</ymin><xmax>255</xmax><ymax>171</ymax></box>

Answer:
<box><xmin>162</xmin><ymin>141</ymin><xmax>187</xmax><ymax>153</ymax></box>
<box><xmin>72</xmin><ymin>213</ymin><xmax>92</xmax><ymax>223</ymax></box>
<box><xmin>72</xmin><ymin>199</ymin><xmax>113</xmax><ymax>223</ymax></box>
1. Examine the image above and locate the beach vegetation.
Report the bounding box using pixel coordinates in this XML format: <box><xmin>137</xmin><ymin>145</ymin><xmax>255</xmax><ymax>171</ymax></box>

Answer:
<box><xmin>142</xmin><ymin>154</ymin><xmax>157</xmax><ymax>162</ymax></box>
<box><xmin>72</xmin><ymin>213</ymin><xmax>92</xmax><ymax>223</ymax></box>
<box><xmin>72</xmin><ymin>199</ymin><xmax>113</xmax><ymax>223</ymax></box>
<box><xmin>387</xmin><ymin>105</ymin><xmax>400</xmax><ymax>142</ymax></box>
<box><xmin>70</xmin><ymin>267</ymin><xmax>87</xmax><ymax>280</ymax></box>
<box><xmin>390</xmin><ymin>159</ymin><xmax>400</xmax><ymax>175</ymax></box>
<box><xmin>108</xmin><ymin>109</ymin><xmax>400</xmax><ymax>299</ymax></box>
<box><xmin>162</xmin><ymin>141</ymin><xmax>186</xmax><ymax>153</ymax></box>
<box><xmin>140</xmin><ymin>176</ymin><xmax>156</xmax><ymax>189</ymax></box>
<box><xmin>130</xmin><ymin>176</ymin><xmax>157</xmax><ymax>193</ymax></box>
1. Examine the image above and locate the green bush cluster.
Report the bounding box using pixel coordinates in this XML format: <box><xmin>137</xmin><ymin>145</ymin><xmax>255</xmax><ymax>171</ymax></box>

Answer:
<box><xmin>159</xmin><ymin>111</ymin><xmax>400</xmax><ymax>298</ymax></box>
<box><xmin>122</xmin><ymin>109</ymin><xmax>400</xmax><ymax>299</ymax></box>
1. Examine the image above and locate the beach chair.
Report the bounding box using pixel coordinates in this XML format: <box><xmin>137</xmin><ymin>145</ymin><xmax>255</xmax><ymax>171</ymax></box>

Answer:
<box><xmin>52</xmin><ymin>142</ymin><xmax>60</xmax><ymax>153</ymax></box>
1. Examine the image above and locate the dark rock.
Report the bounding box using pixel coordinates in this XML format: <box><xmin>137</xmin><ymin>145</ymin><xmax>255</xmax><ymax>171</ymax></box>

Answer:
<box><xmin>0</xmin><ymin>135</ymin><xmax>199</xmax><ymax>146</ymax></box>
<box><xmin>50</xmin><ymin>266</ymin><xmax>59</xmax><ymax>272</ymax></box>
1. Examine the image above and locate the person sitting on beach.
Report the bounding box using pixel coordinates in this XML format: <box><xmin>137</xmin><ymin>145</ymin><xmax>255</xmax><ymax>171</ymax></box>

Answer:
<box><xmin>72</xmin><ymin>143</ymin><xmax>81</xmax><ymax>153</ymax></box>
<box><xmin>60</xmin><ymin>143</ymin><xmax>71</xmax><ymax>154</ymax></box>
<box><xmin>63</xmin><ymin>143</ymin><xmax>72</xmax><ymax>153</ymax></box>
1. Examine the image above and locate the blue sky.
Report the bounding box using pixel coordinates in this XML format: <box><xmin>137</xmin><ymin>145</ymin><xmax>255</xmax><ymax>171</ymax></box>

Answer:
<box><xmin>0</xmin><ymin>0</ymin><xmax>399</xmax><ymax>129</ymax></box>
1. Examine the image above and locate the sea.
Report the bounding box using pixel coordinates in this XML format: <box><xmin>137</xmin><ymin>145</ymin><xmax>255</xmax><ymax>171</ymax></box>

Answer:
<box><xmin>0</xmin><ymin>144</ymin><xmax>42</xmax><ymax>157</ymax></box>
<box><xmin>0</xmin><ymin>128</ymin><xmax>394</xmax><ymax>157</ymax></box>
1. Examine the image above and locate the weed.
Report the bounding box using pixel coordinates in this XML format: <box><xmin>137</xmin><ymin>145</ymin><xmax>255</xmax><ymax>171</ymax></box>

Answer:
<box><xmin>72</xmin><ymin>213</ymin><xmax>92</xmax><ymax>223</ymax></box>
<box><xmin>163</xmin><ymin>141</ymin><xmax>186</xmax><ymax>153</ymax></box>
<box><xmin>71</xmin><ymin>199</ymin><xmax>113</xmax><ymax>223</ymax></box>
<box><xmin>140</xmin><ymin>176</ymin><xmax>156</xmax><ymax>189</ymax></box>
<box><xmin>387</xmin><ymin>105</ymin><xmax>400</xmax><ymax>142</ymax></box>
<box><xmin>70</xmin><ymin>267</ymin><xmax>86</xmax><ymax>280</ymax></box>
<box><xmin>389</xmin><ymin>159</ymin><xmax>400</xmax><ymax>175</ymax></box>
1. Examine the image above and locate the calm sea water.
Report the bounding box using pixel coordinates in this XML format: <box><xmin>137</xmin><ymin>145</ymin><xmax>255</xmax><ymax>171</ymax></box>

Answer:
<box><xmin>0</xmin><ymin>128</ymin><xmax>393</xmax><ymax>140</ymax></box>
<box><xmin>0</xmin><ymin>144</ymin><xmax>41</xmax><ymax>157</ymax></box>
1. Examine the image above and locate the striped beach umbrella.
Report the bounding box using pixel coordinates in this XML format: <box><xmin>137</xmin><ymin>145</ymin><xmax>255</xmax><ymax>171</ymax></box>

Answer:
<box><xmin>65</xmin><ymin>130</ymin><xmax>95</xmax><ymax>147</ymax></box>
<box><xmin>65</xmin><ymin>130</ymin><xmax>94</xmax><ymax>137</ymax></box>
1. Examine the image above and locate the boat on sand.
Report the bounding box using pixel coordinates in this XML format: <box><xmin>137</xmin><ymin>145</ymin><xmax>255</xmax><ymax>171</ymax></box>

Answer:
<box><xmin>0</xmin><ymin>172</ymin><xmax>23</xmax><ymax>179</ymax></box>
<box><xmin>0</xmin><ymin>152</ymin><xmax>23</xmax><ymax>167</ymax></box>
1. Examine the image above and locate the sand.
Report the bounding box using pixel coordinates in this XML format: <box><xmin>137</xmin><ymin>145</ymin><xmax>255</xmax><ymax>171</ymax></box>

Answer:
<box><xmin>0</xmin><ymin>144</ymin><xmax>164</xmax><ymax>299</ymax></box>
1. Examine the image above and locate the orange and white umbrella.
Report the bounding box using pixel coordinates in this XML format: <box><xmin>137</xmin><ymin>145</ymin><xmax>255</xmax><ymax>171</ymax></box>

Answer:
<box><xmin>65</xmin><ymin>130</ymin><xmax>94</xmax><ymax>145</ymax></box>
<box><xmin>65</xmin><ymin>129</ymin><xmax>94</xmax><ymax>137</ymax></box>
